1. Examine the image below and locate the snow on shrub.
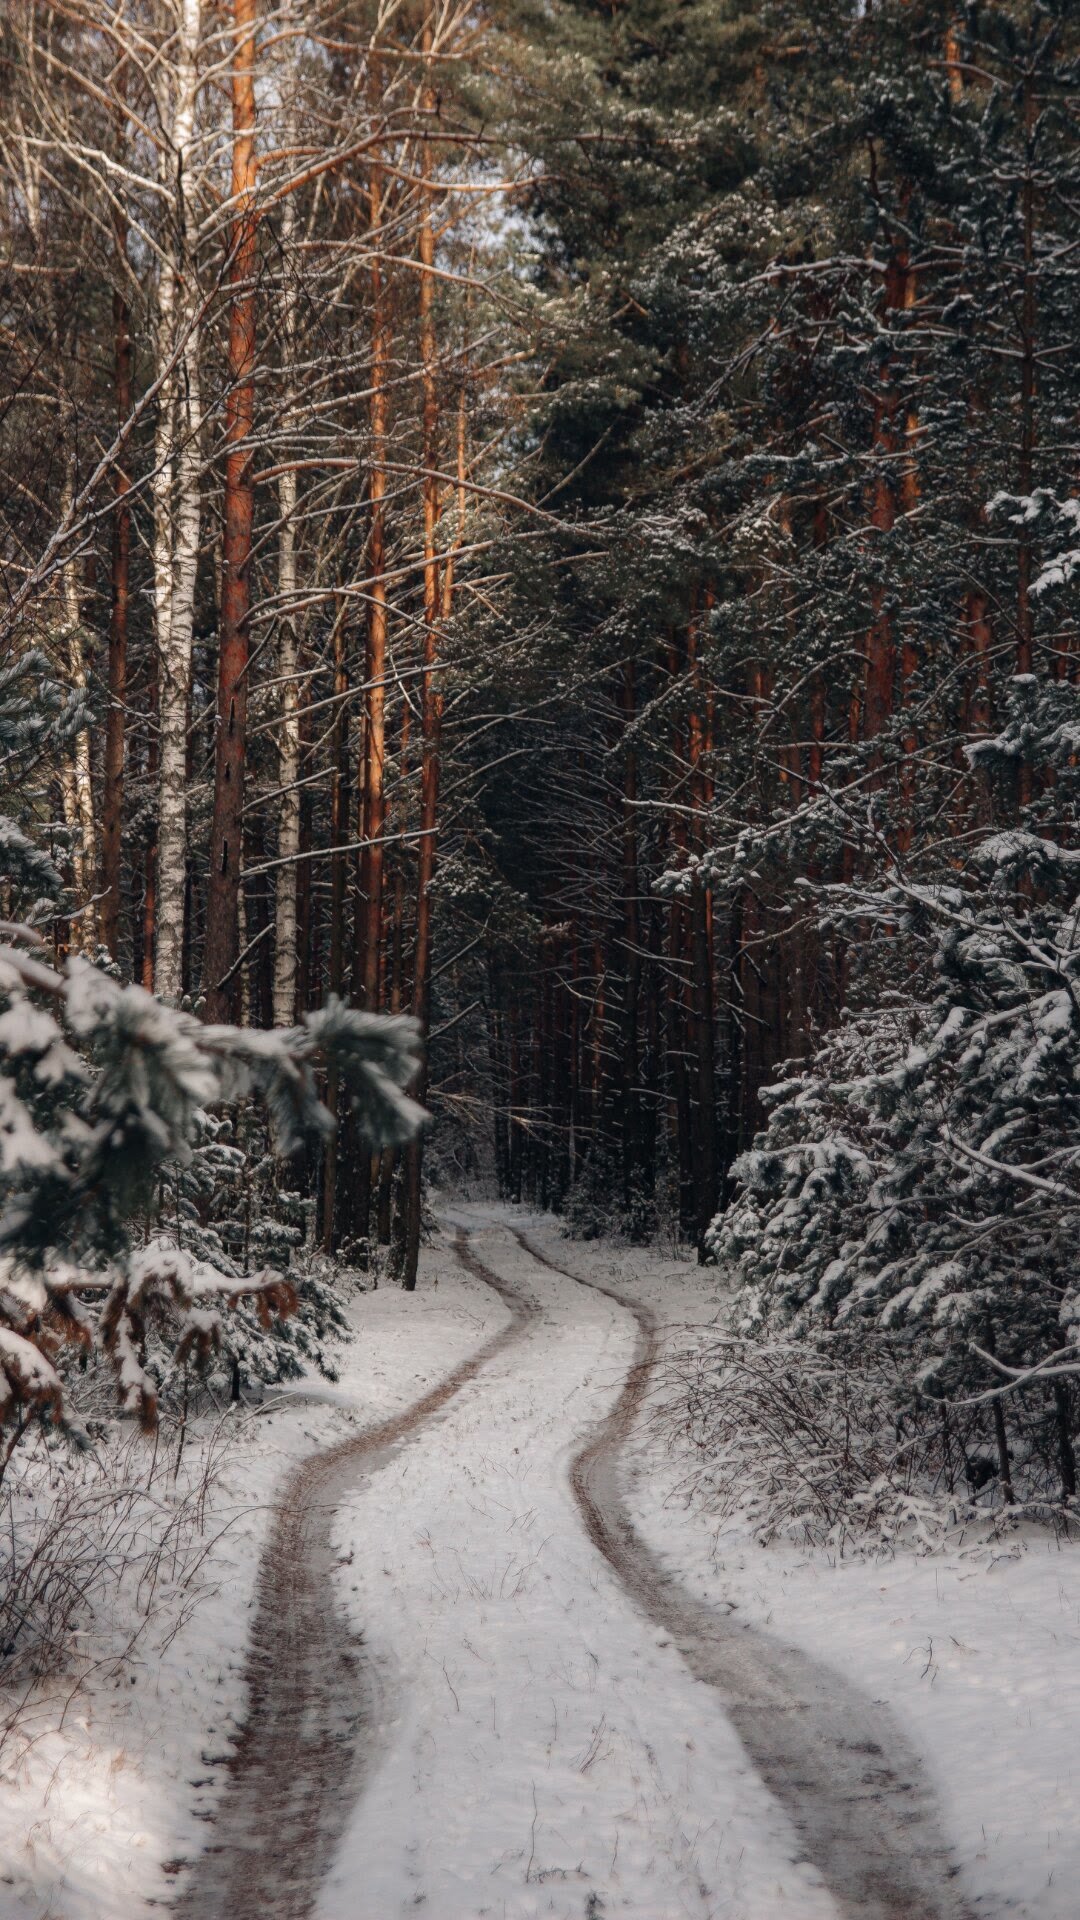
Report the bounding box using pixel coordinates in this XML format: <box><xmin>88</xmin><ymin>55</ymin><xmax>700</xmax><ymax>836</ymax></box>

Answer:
<box><xmin>0</xmin><ymin>930</ymin><xmax>423</xmax><ymax>1442</ymax></box>
<box><xmin>701</xmin><ymin>672</ymin><xmax>1080</xmax><ymax>1536</ymax></box>
<box><xmin>653</xmin><ymin>1330</ymin><xmax>989</xmax><ymax>1555</ymax></box>
<box><xmin>0</xmin><ymin>1415</ymin><xmax>238</xmax><ymax>1722</ymax></box>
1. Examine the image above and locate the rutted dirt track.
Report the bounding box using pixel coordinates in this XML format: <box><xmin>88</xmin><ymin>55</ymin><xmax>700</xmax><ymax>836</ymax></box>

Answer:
<box><xmin>511</xmin><ymin>1225</ymin><xmax>972</xmax><ymax>1920</ymax></box>
<box><xmin>178</xmin><ymin>1218</ymin><xmax>972</xmax><ymax>1920</ymax></box>
<box><xmin>175</xmin><ymin>1231</ymin><xmax>533</xmax><ymax>1920</ymax></box>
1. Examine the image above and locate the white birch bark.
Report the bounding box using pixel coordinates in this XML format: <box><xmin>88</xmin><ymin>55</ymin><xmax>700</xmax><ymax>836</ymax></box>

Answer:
<box><xmin>154</xmin><ymin>0</ymin><xmax>203</xmax><ymax>1006</ymax></box>
<box><xmin>16</xmin><ymin>128</ymin><xmax>96</xmax><ymax>949</ymax></box>
<box><xmin>150</xmin><ymin>251</ymin><xmax>177</xmax><ymax>712</ymax></box>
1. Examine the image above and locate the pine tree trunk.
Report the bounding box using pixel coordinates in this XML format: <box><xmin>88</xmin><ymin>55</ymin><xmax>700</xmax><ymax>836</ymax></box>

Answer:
<box><xmin>619</xmin><ymin>662</ymin><xmax>642</xmax><ymax>1218</ymax></box>
<box><xmin>272</xmin><ymin>186</ymin><xmax>301</xmax><ymax>1026</ymax></box>
<box><xmin>350</xmin><ymin>135</ymin><xmax>391</xmax><ymax>1259</ymax></box>
<box><xmin>59</xmin><ymin>467</ymin><xmax>97</xmax><ymax>953</ymax></box>
<box><xmin>863</xmin><ymin>231</ymin><xmax>916</xmax><ymax>744</ymax></box>
<box><xmin>101</xmin><ymin>129</ymin><xmax>131</xmax><ymax>963</ymax></box>
<box><xmin>402</xmin><ymin>52</ymin><xmax>453</xmax><ymax>1289</ymax></box>
<box><xmin>687</xmin><ymin>619</ymin><xmax>718</xmax><ymax>1252</ymax></box>
<box><xmin>1016</xmin><ymin>60</ymin><xmax>1036</xmax><ymax>682</ymax></box>
<box><xmin>322</xmin><ymin>614</ymin><xmax>349</xmax><ymax>1252</ymax></box>
<box><xmin>509</xmin><ymin>1016</ymin><xmax>524</xmax><ymax>1203</ymax></box>
<box><xmin>361</xmin><ymin>136</ymin><xmax>390</xmax><ymax>1020</ymax></box>
<box><xmin>664</xmin><ymin>632</ymin><xmax>695</xmax><ymax>1234</ymax></box>
<box><xmin>691</xmin><ymin>872</ymin><xmax>718</xmax><ymax>1256</ymax></box>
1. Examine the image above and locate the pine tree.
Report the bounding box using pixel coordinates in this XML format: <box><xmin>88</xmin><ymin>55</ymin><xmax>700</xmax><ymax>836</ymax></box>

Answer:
<box><xmin>0</xmin><ymin>935</ymin><xmax>422</xmax><ymax>1443</ymax></box>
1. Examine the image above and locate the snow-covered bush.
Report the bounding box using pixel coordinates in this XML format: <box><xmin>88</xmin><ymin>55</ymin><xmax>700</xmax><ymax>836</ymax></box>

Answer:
<box><xmin>0</xmin><ymin>1414</ymin><xmax>238</xmax><ymax>1730</ymax></box>
<box><xmin>158</xmin><ymin>1111</ymin><xmax>352</xmax><ymax>1400</ymax></box>
<box><xmin>707</xmin><ymin>672</ymin><xmax>1080</xmax><ymax>1526</ymax></box>
<box><xmin>654</xmin><ymin>1330</ymin><xmax>989</xmax><ymax>1555</ymax></box>
<box><xmin>564</xmin><ymin>1143</ymin><xmax>622</xmax><ymax>1241</ymax></box>
<box><xmin>0</xmin><ymin>932</ymin><xmax>423</xmax><ymax>1443</ymax></box>
<box><xmin>564</xmin><ymin>1142</ymin><xmax>657</xmax><ymax>1244</ymax></box>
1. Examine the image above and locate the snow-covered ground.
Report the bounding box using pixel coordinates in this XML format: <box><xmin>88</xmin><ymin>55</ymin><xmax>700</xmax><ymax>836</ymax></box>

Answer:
<box><xmin>560</xmin><ymin>1222</ymin><xmax>1080</xmax><ymax>1920</ymax></box>
<box><xmin>316</xmin><ymin>1210</ymin><xmax>833</xmax><ymax>1920</ymax></box>
<box><xmin>0</xmin><ymin>1249</ymin><xmax>496</xmax><ymax>1920</ymax></box>
<box><xmin>1</xmin><ymin>1204</ymin><xmax>1077</xmax><ymax>1919</ymax></box>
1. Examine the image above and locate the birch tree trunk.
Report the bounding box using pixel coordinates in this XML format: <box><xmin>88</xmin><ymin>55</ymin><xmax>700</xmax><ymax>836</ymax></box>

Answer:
<box><xmin>204</xmin><ymin>0</ymin><xmax>259</xmax><ymax>1019</ymax></box>
<box><xmin>155</xmin><ymin>0</ymin><xmax>204</xmax><ymax>1006</ymax></box>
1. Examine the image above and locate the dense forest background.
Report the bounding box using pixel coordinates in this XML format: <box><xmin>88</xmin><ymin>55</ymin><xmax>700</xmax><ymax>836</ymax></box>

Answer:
<box><xmin>2</xmin><ymin>0</ymin><xmax>1080</xmax><ymax>1514</ymax></box>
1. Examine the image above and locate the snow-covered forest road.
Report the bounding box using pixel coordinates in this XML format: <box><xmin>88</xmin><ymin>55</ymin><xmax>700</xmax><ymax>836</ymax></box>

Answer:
<box><xmin>176</xmin><ymin>1211</ymin><xmax>969</xmax><ymax>1920</ymax></box>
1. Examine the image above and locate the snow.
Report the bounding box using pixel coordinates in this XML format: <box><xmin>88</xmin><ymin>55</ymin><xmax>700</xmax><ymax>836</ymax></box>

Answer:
<box><xmin>0</xmin><ymin>1264</ymin><xmax>490</xmax><ymax>1920</ymax></box>
<box><xmin>2</xmin><ymin>1204</ymin><xmax>1078</xmax><ymax>1919</ymax></box>
<box><xmin>588</xmin><ymin>1227</ymin><xmax>1080</xmax><ymax>1920</ymax></box>
<box><xmin>0</xmin><ymin>1327</ymin><xmax>61</xmax><ymax>1410</ymax></box>
<box><xmin>317</xmin><ymin>1210</ymin><xmax>832</xmax><ymax>1920</ymax></box>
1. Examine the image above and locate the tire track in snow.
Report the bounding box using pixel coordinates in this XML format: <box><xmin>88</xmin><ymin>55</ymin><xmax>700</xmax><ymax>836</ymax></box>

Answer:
<box><xmin>174</xmin><ymin>1230</ymin><xmax>533</xmax><ymax>1920</ymax></box>
<box><xmin>508</xmin><ymin>1224</ymin><xmax>973</xmax><ymax>1920</ymax></box>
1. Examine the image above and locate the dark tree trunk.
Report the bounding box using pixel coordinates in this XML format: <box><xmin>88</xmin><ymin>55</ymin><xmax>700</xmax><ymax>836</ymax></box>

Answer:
<box><xmin>102</xmin><ymin>240</ymin><xmax>131</xmax><ymax>962</ymax></box>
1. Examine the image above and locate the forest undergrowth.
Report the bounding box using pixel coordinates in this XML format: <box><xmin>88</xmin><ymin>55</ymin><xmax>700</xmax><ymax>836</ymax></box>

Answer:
<box><xmin>653</xmin><ymin>1324</ymin><xmax>1080</xmax><ymax>1559</ymax></box>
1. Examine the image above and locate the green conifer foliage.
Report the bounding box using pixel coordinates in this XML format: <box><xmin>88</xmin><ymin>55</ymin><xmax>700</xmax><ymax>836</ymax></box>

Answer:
<box><xmin>0</xmin><ymin>939</ymin><xmax>422</xmax><ymax>1438</ymax></box>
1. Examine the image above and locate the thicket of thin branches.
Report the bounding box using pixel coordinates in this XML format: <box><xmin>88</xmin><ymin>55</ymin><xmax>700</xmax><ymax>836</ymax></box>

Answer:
<box><xmin>0</xmin><ymin>1407</ymin><xmax>239</xmax><ymax>1751</ymax></box>
<box><xmin>654</xmin><ymin>1330</ymin><xmax>1077</xmax><ymax>1557</ymax></box>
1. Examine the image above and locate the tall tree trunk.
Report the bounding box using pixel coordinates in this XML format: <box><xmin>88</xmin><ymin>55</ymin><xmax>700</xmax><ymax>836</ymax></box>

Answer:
<box><xmin>863</xmin><ymin>218</ymin><xmax>917</xmax><ymax>747</ymax></box>
<box><xmin>139</xmin><ymin>662</ymin><xmax>159</xmax><ymax>991</ymax></box>
<box><xmin>664</xmin><ymin>632</ymin><xmax>695</xmax><ymax>1234</ymax></box>
<box><xmin>101</xmin><ymin>105</ymin><xmax>131</xmax><ymax>963</ymax></box>
<box><xmin>401</xmin><ymin>45</ymin><xmax>453</xmax><ymax>1289</ymax></box>
<box><xmin>1016</xmin><ymin>58</ymin><xmax>1036</xmax><ymax>683</ymax></box>
<box><xmin>686</xmin><ymin>617</ymin><xmax>718</xmax><ymax>1252</ymax></box>
<box><xmin>272</xmin><ymin>181</ymin><xmax>301</xmax><ymax>1026</ymax></box>
<box><xmin>59</xmin><ymin>466</ymin><xmax>97</xmax><ymax>953</ymax></box>
<box><xmin>350</xmin><ymin>129</ymin><xmax>390</xmax><ymax>1256</ymax></box>
<box><xmin>509</xmin><ymin>1014</ymin><xmax>523</xmax><ymax>1202</ymax></box>
<box><xmin>323</xmin><ymin>612</ymin><xmax>349</xmax><ymax>1250</ymax></box>
<box><xmin>204</xmin><ymin>0</ymin><xmax>259</xmax><ymax>1019</ymax></box>
<box><xmin>296</xmin><ymin>666</ymin><xmax>314</xmax><ymax>1013</ymax></box>
<box><xmin>155</xmin><ymin>0</ymin><xmax>203</xmax><ymax>1004</ymax></box>
<box><xmin>690</xmin><ymin>870</ymin><xmax>718</xmax><ymax>1257</ymax></box>
<box><xmin>361</xmin><ymin>153</ymin><xmax>389</xmax><ymax>1015</ymax></box>
<box><xmin>619</xmin><ymin>661</ymin><xmax>642</xmax><ymax>1218</ymax></box>
<box><xmin>377</xmin><ymin>863</ymin><xmax>407</xmax><ymax>1242</ymax></box>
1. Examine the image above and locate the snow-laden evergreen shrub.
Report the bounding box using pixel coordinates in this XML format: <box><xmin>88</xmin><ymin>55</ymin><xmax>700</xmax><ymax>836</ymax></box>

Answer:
<box><xmin>0</xmin><ymin>933</ymin><xmax>422</xmax><ymax>1441</ymax></box>
<box><xmin>156</xmin><ymin>1109</ymin><xmax>357</xmax><ymax>1402</ymax></box>
<box><xmin>564</xmin><ymin>1145</ymin><xmax>656</xmax><ymax>1244</ymax></box>
<box><xmin>707</xmin><ymin>670</ymin><xmax>1080</xmax><ymax>1529</ymax></box>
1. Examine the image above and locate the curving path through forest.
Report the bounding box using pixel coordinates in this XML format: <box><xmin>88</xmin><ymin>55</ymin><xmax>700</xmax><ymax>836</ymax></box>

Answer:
<box><xmin>175</xmin><ymin>1229</ymin><xmax>534</xmax><ymax>1920</ymax></box>
<box><xmin>175</xmin><ymin>1214</ymin><xmax>972</xmax><ymax>1920</ymax></box>
<box><xmin>511</xmin><ymin>1225</ymin><xmax>972</xmax><ymax>1920</ymax></box>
